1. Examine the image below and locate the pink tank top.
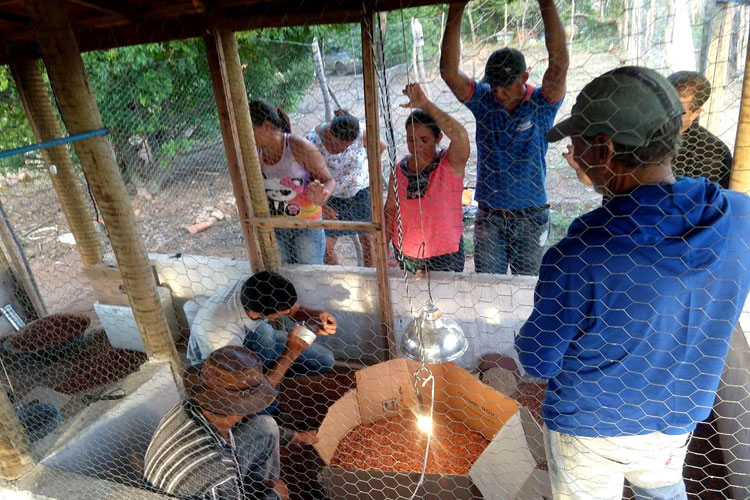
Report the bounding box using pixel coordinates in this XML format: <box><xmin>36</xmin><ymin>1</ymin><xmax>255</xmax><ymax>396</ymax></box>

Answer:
<box><xmin>393</xmin><ymin>151</ymin><xmax>464</xmax><ymax>258</ymax></box>
<box><xmin>260</xmin><ymin>134</ymin><xmax>322</xmax><ymax>220</ymax></box>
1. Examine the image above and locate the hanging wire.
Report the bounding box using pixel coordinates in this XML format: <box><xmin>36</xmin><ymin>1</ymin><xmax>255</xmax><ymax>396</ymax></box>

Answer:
<box><xmin>409</xmin><ymin>363</ymin><xmax>435</xmax><ymax>500</ymax></box>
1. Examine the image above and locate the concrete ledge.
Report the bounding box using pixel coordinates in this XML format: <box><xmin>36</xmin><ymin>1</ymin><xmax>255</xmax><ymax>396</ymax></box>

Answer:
<box><xmin>148</xmin><ymin>253</ymin><xmax>538</xmax><ymax>368</ymax></box>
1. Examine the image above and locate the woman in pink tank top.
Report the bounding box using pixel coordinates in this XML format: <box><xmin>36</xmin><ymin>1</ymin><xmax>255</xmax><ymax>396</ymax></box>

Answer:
<box><xmin>384</xmin><ymin>83</ymin><xmax>470</xmax><ymax>272</ymax></box>
<box><xmin>250</xmin><ymin>100</ymin><xmax>336</xmax><ymax>265</ymax></box>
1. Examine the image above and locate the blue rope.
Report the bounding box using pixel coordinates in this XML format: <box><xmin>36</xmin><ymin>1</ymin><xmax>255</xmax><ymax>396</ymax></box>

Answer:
<box><xmin>0</xmin><ymin>128</ymin><xmax>109</xmax><ymax>160</ymax></box>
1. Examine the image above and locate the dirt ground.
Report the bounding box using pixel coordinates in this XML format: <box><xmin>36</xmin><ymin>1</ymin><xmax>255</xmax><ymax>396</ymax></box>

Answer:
<box><xmin>0</xmin><ymin>44</ymin><xmax>744</xmax><ymax>314</ymax></box>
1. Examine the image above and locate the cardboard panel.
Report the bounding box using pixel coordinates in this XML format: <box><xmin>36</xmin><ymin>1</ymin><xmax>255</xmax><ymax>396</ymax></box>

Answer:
<box><xmin>441</xmin><ymin>362</ymin><xmax>519</xmax><ymax>440</ymax></box>
<box><xmin>519</xmin><ymin>407</ymin><xmax>546</xmax><ymax>465</ymax></box>
<box><xmin>516</xmin><ymin>466</ymin><xmax>553</xmax><ymax>500</ymax></box>
<box><xmin>315</xmin><ymin>390</ymin><xmax>361</xmax><ymax>465</ymax></box>
<box><xmin>354</xmin><ymin>358</ymin><xmax>419</xmax><ymax>424</ymax></box>
<box><xmin>84</xmin><ymin>263</ymin><xmax>160</xmax><ymax>306</ymax></box>
<box><xmin>320</xmin><ymin>467</ymin><xmax>482</xmax><ymax>500</ymax></box>
<box><xmin>469</xmin><ymin>412</ymin><xmax>536</xmax><ymax>500</ymax></box>
<box><xmin>315</xmin><ymin>360</ymin><xmax>537</xmax><ymax>500</ymax></box>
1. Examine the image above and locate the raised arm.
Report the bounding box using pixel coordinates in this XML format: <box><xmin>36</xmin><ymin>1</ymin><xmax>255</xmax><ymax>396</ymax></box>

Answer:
<box><xmin>402</xmin><ymin>83</ymin><xmax>470</xmax><ymax>176</ymax></box>
<box><xmin>266</xmin><ymin>325</ymin><xmax>307</xmax><ymax>387</ymax></box>
<box><xmin>539</xmin><ymin>0</ymin><xmax>569</xmax><ymax>102</ymax></box>
<box><xmin>440</xmin><ymin>2</ymin><xmax>473</xmax><ymax>102</ymax></box>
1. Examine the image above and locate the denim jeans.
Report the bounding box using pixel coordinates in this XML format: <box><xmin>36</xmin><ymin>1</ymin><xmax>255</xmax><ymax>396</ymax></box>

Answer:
<box><xmin>545</xmin><ymin>427</ymin><xmax>690</xmax><ymax>500</ymax></box>
<box><xmin>232</xmin><ymin>415</ymin><xmax>282</xmax><ymax>500</ymax></box>
<box><xmin>400</xmin><ymin>239</ymin><xmax>465</xmax><ymax>272</ymax></box>
<box><xmin>473</xmin><ymin>206</ymin><xmax>549</xmax><ymax>275</ymax></box>
<box><xmin>275</xmin><ymin>226</ymin><xmax>325</xmax><ymax>265</ymax></box>
<box><xmin>245</xmin><ymin>320</ymin><xmax>335</xmax><ymax>415</ymax></box>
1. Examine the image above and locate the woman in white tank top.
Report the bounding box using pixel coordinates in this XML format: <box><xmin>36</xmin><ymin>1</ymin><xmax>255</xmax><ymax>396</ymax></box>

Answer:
<box><xmin>250</xmin><ymin>100</ymin><xmax>336</xmax><ymax>265</ymax></box>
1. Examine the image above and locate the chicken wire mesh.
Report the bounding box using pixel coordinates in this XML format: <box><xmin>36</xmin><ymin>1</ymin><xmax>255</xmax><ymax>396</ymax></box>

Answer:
<box><xmin>0</xmin><ymin>0</ymin><xmax>748</xmax><ymax>499</ymax></box>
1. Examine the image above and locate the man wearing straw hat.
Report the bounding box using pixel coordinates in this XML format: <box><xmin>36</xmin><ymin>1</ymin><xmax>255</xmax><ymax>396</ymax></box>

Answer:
<box><xmin>515</xmin><ymin>66</ymin><xmax>750</xmax><ymax>499</ymax></box>
<box><xmin>144</xmin><ymin>344</ymin><xmax>317</xmax><ymax>500</ymax></box>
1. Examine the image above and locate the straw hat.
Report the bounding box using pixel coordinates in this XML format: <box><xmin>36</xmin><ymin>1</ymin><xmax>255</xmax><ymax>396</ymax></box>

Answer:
<box><xmin>184</xmin><ymin>346</ymin><xmax>276</xmax><ymax>415</ymax></box>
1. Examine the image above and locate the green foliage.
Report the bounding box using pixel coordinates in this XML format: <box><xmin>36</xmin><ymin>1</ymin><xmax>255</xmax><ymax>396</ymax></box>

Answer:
<box><xmin>0</xmin><ymin>66</ymin><xmax>35</xmax><ymax>173</ymax></box>
<box><xmin>78</xmin><ymin>27</ymin><xmax>333</xmax><ymax>188</ymax></box>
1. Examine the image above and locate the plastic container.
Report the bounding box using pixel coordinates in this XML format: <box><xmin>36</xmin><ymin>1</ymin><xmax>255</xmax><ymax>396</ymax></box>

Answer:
<box><xmin>296</xmin><ymin>323</ymin><xmax>317</xmax><ymax>345</ymax></box>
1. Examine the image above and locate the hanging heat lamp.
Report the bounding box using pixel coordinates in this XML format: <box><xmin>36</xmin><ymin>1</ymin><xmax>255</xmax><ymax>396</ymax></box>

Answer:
<box><xmin>401</xmin><ymin>302</ymin><xmax>468</xmax><ymax>364</ymax></box>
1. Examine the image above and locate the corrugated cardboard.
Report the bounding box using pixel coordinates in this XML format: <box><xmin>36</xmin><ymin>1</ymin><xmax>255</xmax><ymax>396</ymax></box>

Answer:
<box><xmin>315</xmin><ymin>359</ymin><xmax>547</xmax><ymax>499</ymax></box>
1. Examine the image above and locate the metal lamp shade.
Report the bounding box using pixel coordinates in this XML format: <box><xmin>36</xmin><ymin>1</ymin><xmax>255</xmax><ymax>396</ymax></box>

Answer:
<box><xmin>401</xmin><ymin>303</ymin><xmax>468</xmax><ymax>363</ymax></box>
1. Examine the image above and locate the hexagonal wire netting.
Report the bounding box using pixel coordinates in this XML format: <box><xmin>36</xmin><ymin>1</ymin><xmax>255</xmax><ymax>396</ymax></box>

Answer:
<box><xmin>0</xmin><ymin>0</ymin><xmax>749</xmax><ymax>499</ymax></box>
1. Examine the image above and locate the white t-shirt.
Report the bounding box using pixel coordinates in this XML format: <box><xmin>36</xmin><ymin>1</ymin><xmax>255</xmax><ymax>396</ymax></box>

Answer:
<box><xmin>186</xmin><ymin>279</ymin><xmax>261</xmax><ymax>365</ymax></box>
<box><xmin>305</xmin><ymin>124</ymin><xmax>369</xmax><ymax>199</ymax></box>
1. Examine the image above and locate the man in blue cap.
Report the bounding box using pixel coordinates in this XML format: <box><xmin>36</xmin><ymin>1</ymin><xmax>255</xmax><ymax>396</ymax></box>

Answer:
<box><xmin>440</xmin><ymin>0</ymin><xmax>568</xmax><ymax>276</ymax></box>
<box><xmin>515</xmin><ymin>66</ymin><xmax>750</xmax><ymax>499</ymax></box>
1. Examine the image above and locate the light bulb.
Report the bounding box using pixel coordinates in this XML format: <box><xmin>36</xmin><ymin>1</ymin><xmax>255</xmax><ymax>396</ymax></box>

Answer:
<box><xmin>416</xmin><ymin>414</ymin><xmax>433</xmax><ymax>435</ymax></box>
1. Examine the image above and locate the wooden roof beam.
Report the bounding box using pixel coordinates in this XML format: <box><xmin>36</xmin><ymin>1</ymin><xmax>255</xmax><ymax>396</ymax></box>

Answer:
<box><xmin>67</xmin><ymin>0</ymin><xmax>144</xmax><ymax>22</ymax></box>
<box><xmin>0</xmin><ymin>10</ymin><xmax>29</xmax><ymax>26</ymax></box>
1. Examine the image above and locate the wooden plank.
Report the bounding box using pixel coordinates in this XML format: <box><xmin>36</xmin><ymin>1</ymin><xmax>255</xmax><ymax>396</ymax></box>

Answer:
<box><xmin>361</xmin><ymin>11</ymin><xmax>396</xmax><ymax>361</ymax></box>
<box><xmin>730</xmin><ymin>20</ymin><xmax>750</xmax><ymax>194</ymax></box>
<box><xmin>0</xmin><ymin>389</ymin><xmax>33</xmax><ymax>480</ymax></box>
<box><xmin>67</xmin><ymin>0</ymin><xmax>143</xmax><ymax>22</ymax></box>
<box><xmin>204</xmin><ymin>29</ymin><xmax>264</xmax><ymax>272</ymax></box>
<box><xmin>83</xmin><ymin>263</ymin><xmax>160</xmax><ymax>306</ymax></box>
<box><xmin>1</xmin><ymin>0</ymin><xmax>446</xmax><ymax>64</ymax></box>
<box><xmin>245</xmin><ymin>218</ymin><xmax>379</xmax><ymax>232</ymax></box>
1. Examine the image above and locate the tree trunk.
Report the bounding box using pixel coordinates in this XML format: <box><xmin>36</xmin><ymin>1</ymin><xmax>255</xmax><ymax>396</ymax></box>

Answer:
<box><xmin>312</xmin><ymin>38</ymin><xmax>333</xmax><ymax>121</ymax></box>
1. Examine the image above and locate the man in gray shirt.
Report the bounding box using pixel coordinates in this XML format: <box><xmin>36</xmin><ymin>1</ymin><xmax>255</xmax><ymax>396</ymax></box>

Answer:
<box><xmin>144</xmin><ymin>344</ymin><xmax>317</xmax><ymax>500</ymax></box>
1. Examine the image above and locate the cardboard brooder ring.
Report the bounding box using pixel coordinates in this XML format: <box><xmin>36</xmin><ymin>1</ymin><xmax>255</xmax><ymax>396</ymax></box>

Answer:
<box><xmin>314</xmin><ymin>358</ymin><xmax>548</xmax><ymax>500</ymax></box>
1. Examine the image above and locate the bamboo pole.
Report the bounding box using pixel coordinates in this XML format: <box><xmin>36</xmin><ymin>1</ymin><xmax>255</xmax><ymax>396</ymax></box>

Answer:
<box><xmin>362</xmin><ymin>11</ymin><xmax>397</xmax><ymax>360</ymax></box>
<box><xmin>204</xmin><ymin>30</ymin><xmax>264</xmax><ymax>272</ymax></box>
<box><xmin>245</xmin><ymin>217</ymin><xmax>378</xmax><ymax>231</ymax></box>
<box><xmin>730</xmin><ymin>21</ymin><xmax>750</xmax><ymax>194</ymax></box>
<box><xmin>10</xmin><ymin>59</ymin><xmax>103</xmax><ymax>269</ymax></box>
<box><xmin>703</xmin><ymin>2</ymin><xmax>733</xmax><ymax>134</ymax></box>
<box><xmin>0</xmin><ymin>389</ymin><xmax>33</xmax><ymax>480</ymax></box>
<box><xmin>26</xmin><ymin>0</ymin><xmax>181</xmax><ymax>379</ymax></box>
<box><xmin>218</xmin><ymin>29</ymin><xmax>281</xmax><ymax>272</ymax></box>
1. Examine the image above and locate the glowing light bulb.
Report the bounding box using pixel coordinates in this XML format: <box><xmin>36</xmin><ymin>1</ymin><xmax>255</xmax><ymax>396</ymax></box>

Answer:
<box><xmin>416</xmin><ymin>414</ymin><xmax>433</xmax><ymax>435</ymax></box>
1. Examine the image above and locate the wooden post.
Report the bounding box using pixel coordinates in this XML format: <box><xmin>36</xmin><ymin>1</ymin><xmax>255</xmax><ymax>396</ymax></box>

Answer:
<box><xmin>204</xmin><ymin>30</ymin><xmax>264</xmax><ymax>272</ymax></box>
<box><xmin>218</xmin><ymin>29</ymin><xmax>281</xmax><ymax>272</ymax></box>
<box><xmin>27</xmin><ymin>0</ymin><xmax>181</xmax><ymax>379</ymax></box>
<box><xmin>312</xmin><ymin>38</ymin><xmax>333</xmax><ymax>121</ymax></box>
<box><xmin>362</xmin><ymin>11</ymin><xmax>396</xmax><ymax>360</ymax></box>
<box><xmin>11</xmin><ymin>59</ymin><xmax>103</xmax><ymax>269</ymax></box>
<box><xmin>703</xmin><ymin>2</ymin><xmax>733</xmax><ymax>134</ymax></box>
<box><xmin>730</xmin><ymin>21</ymin><xmax>750</xmax><ymax>194</ymax></box>
<box><xmin>0</xmin><ymin>389</ymin><xmax>33</xmax><ymax>480</ymax></box>
<box><xmin>0</xmin><ymin>199</ymin><xmax>45</xmax><ymax>320</ymax></box>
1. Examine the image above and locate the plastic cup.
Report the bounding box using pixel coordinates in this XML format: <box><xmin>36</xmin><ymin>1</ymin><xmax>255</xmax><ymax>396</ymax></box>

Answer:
<box><xmin>296</xmin><ymin>324</ymin><xmax>317</xmax><ymax>345</ymax></box>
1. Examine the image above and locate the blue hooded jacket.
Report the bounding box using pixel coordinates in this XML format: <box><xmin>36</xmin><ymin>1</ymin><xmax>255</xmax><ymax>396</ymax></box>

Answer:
<box><xmin>516</xmin><ymin>177</ymin><xmax>750</xmax><ymax>437</ymax></box>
